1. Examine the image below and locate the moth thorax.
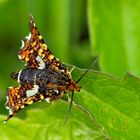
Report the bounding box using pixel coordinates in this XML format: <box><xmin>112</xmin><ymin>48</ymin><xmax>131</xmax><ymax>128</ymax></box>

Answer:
<box><xmin>69</xmin><ymin>80</ymin><xmax>81</xmax><ymax>92</ymax></box>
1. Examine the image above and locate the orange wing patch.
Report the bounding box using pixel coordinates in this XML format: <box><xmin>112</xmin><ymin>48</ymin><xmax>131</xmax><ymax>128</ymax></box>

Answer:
<box><xmin>4</xmin><ymin>84</ymin><xmax>33</xmax><ymax>121</ymax></box>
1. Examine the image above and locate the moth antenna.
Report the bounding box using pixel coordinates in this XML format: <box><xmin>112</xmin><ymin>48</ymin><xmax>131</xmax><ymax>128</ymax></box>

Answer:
<box><xmin>64</xmin><ymin>57</ymin><xmax>98</xmax><ymax>125</ymax></box>
<box><xmin>63</xmin><ymin>91</ymin><xmax>74</xmax><ymax>126</ymax></box>
<box><xmin>76</xmin><ymin>57</ymin><xmax>98</xmax><ymax>83</ymax></box>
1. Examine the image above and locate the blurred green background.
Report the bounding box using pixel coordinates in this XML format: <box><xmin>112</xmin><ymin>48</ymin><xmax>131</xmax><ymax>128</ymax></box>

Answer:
<box><xmin>0</xmin><ymin>0</ymin><xmax>140</xmax><ymax>139</ymax></box>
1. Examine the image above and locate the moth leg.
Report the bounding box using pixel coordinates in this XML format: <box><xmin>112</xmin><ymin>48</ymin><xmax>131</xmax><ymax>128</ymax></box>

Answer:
<box><xmin>69</xmin><ymin>66</ymin><xmax>75</xmax><ymax>74</ymax></box>
<box><xmin>68</xmin><ymin>66</ymin><xmax>75</xmax><ymax>78</ymax></box>
<box><xmin>67</xmin><ymin>94</ymin><xmax>71</xmax><ymax>103</ymax></box>
<box><xmin>45</xmin><ymin>88</ymin><xmax>65</xmax><ymax>102</ymax></box>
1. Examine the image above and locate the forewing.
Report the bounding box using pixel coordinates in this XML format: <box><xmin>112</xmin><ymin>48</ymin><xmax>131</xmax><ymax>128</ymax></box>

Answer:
<box><xmin>18</xmin><ymin>15</ymin><xmax>70</xmax><ymax>77</ymax></box>
<box><xmin>29</xmin><ymin>15</ymin><xmax>70</xmax><ymax>76</ymax></box>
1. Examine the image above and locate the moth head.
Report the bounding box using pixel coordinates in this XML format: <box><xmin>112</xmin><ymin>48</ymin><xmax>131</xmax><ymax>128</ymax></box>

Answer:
<box><xmin>68</xmin><ymin>80</ymin><xmax>81</xmax><ymax>92</ymax></box>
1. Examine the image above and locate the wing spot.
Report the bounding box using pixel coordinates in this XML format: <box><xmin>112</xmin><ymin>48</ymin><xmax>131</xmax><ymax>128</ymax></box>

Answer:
<box><xmin>38</xmin><ymin>49</ymin><xmax>43</xmax><ymax>55</ymax></box>
<box><xmin>17</xmin><ymin>95</ymin><xmax>20</xmax><ymax>98</ymax></box>
<box><xmin>30</xmin><ymin>49</ymin><xmax>34</xmax><ymax>53</ymax></box>
<box><xmin>9</xmin><ymin>86</ymin><xmax>13</xmax><ymax>89</ymax></box>
<box><xmin>40</xmin><ymin>94</ymin><xmax>44</xmax><ymax>100</ymax></box>
<box><xmin>48</xmin><ymin>54</ymin><xmax>54</xmax><ymax>60</ymax></box>
<box><xmin>18</xmin><ymin>55</ymin><xmax>22</xmax><ymax>59</ymax></box>
<box><xmin>21</xmin><ymin>40</ymin><xmax>25</xmax><ymax>49</ymax></box>
<box><xmin>54</xmin><ymin>90</ymin><xmax>59</xmax><ymax>94</ymax></box>
<box><xmin>60</xmin><ymin>69</ymin><xmax>65</xmax><ymax>72</ymax></box>
<box><xmin>26</xmin><ymin>33</ymin><xmax>31</xmax><ymax>40</ymax></box>
<box><xmin>45</xmin><ymin>98</ymin><xmax>50</xmax><ymax>103</ymax></box>
<box><xmin>21</xmin><ymin>105</ymin><xmax>25</xmax><ymax>109</ymax></box>
<box><xmin>26</xmin><ymin>85</ymin><xmax>39</xmax><ymax>97</ymax></box>
<box><xmin>38</xmin><ymin>35</ymin><xmax>42</xmax><ymax>40</ymax></box>
<box><xmin>33</xmin><ymin>23</ymin><xmax>36</xmax><ymax>27</ymax></box>
<box><xmin>42</xmin><ymin>44</ymin><xmax>47</xmax><ymax>50</ymax></box>
<box><xmin>36</xmin><ymin>56</ymin><xmax>45</xmax><ymax>69</ymax></box>
<box><xmin>32</xmin><ymin>41</ymin><xmax>36</xmax><ymax>46</ymax></box>
<box><xmin>27</xmin><ymin>100</ymin><xmax>33</xmax><ymax>105</ymax></box>
<box><xmin>17</xmin><ymin>70</ymin><xmax>22</xmax><ymax>83</ymax></box>
<box><xmin>41</xmin><ymin>54</ymin><xmax>45</xmax><ymax>58</ymax></box>
<box><xmin>9</xmin><ymin>109</ymin><xmax>13</xmax><ymax>115</ymax></box>
<box><xmin>25</xmin><ymin>57</ymin><xmax>29</xmax><ymax>62</ymax></box>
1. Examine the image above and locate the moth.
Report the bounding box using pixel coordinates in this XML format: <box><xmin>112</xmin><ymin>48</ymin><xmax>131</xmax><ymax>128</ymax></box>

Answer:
<box><xmin>4</xmin><ymin>15</ymin><xmax>89</xmax><ymax>123</ymax></box>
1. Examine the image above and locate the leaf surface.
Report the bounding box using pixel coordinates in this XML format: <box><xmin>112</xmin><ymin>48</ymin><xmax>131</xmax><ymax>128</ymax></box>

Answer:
<box><xmin>0</xmin><ymin>67</ymin><xmax>140</xmax><ymax>140</ymax></box>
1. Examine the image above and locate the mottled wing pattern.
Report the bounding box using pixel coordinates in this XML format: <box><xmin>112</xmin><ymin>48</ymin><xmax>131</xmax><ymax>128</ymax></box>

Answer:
<box><xmin>4</xmin><ymin>15</ymin><xmax>75</xmax><ymax>122</ymax></box>
<box><xmin>29</xmin><ymin>15</ymin><xmax>70</xmax><ymax>77</ymax></box>
<box><xmin>5</xmin><ymin>84</ymin><xmax>33</xmax><ymax>121</ymax></box>
<box><xmin>5</xmin><ymin>84</ymin><xmax>64</xmax><ymax>122</ymax></box>
<box><xmin>18</xmin><ymin>36</ymin><xmax>45</xmax><ymax>69</ymax></box>
<box><xmin>18</xmin><ymin>15</ymin><xmax>70</xmax><ymax>77</ymax></box>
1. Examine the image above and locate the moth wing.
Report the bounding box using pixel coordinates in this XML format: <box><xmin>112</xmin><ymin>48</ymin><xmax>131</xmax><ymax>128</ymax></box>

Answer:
<box><xmin>29</xmin><ymin>15</ymin><xmax>70</xmax><ymax>77</ymax></box>
<box><xmin>4</xmin><ymin>84</ymin><xmax>38</xmax><ymax>121</ymax></box>
<box><xmin>4</xmin><ymin>84</ymin><xmax>64</xmax><ymax>122</ymax></box>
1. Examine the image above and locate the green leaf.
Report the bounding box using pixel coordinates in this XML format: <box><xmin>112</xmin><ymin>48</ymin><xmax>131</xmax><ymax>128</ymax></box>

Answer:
<box><xmin>0</xmin><ymin>66</ymin><xmax>140</xmax><ymax>140</ymax></box>
<box><xmin>1</xmin><ymin>102</ymin><xmax>104</xmax><ymax>140</ymax></box>
<box><xmin>88</xmin><ymin>0</ymin><xmax>140</xmax><ymax>77</ymax></box>
<box><xmin>72</xmin><ymin>67</ymin><xmax>140</xmax><ymax>140</ymax></box>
